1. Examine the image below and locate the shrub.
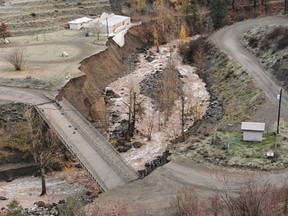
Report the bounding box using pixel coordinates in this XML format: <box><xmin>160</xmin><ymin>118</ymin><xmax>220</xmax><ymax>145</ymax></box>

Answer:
<box><xmin>277</xmin><ymin>36</ymin><xmax>288</xmax><ymax>50</ymax></box>
<box><xmin>7</xmin><ymin>200</ymin><xmax>27</xmax><ymax>216</ymax></box>
<box><xmin>57</xmin><ymin>196</ymin><xmax>85</xmax><ymax>216</ymax></box>
<box><xmin>171</xmin><ymin>187</ymin><xmax>205</xmax><ymax>216</ymax></box>
<box><xmin>5</xmin><ymin>48</ymin><xmax>26</xmax><ymax>71</ymax></box>
<box><xmin>248</xmin><ymin>36</ymin><xmax>259</xmax><ymax>49</ymax></box>
<box><xmin>172</xmin><ymin>179</ymin><xmax>288</xmax><ymax>216</ymax></box>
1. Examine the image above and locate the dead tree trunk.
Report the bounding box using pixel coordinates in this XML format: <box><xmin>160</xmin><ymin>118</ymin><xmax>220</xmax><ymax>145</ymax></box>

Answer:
<box><xmin>131</xmin><ymin>92</ymin><xmax>136</xmax><ymax>136</ymax></box>
<box><xmin>232</xmin><ymin>0</ymin><xmax>235</xmax><ymax>10</ymax></box>
<box><xmin>253</xmin><ymin>0</ymin><xmax>257</xmax><ymax>17</ymax></box>
<box><xmin>181</xmin><ymin>96</ymin><xmax>185</xmax><ymax>142</ymax></box>
<box><xmin>40</xmin><ymin>165</ymin><xmax>47</xmax><ymax>196</ymax></box>
<box><xmin>127</xmin><ymin>89</ymin><xmax>137</xmax><ymax>139</ymax></box>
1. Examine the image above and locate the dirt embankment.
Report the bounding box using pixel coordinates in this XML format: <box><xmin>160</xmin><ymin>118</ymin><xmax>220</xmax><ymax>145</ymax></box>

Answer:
<box><xmin>204</xmin><ymin>43</ymin><xmax>265</xmax><ymax>128</ymax></box>
<box><xmin>181</xmin><ymin>39</ymin><xmax>265</xmax><ymax>136</ymax></box>
<box><xmin>241</xmin><ymin>25</ymin><xmax>288</xmax><ymax>89</ymax></box>
<box><xmin>170</xmin><ymin>40</ymin><xmax>266</xmax><ymax>166</ymax></box>
<box><xmin>57</xmin><ymin>28</ymin><xmax>148</xmax><ymax>129</ymax></box>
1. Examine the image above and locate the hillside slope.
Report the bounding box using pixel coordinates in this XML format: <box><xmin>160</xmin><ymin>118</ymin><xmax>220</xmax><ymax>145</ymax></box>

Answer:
<box><xmin>0</xmin><ymin>0</ymin><xmax>111</xmax><ymax>36</ymax></box>
<box><xmin>241</xmin><ymin>25</ymin><xmax>288</xmax><ymax>89</ymax></box>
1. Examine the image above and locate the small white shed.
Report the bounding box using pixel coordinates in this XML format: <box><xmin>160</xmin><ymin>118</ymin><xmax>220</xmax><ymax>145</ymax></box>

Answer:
<box><xmin>241</xmin><ymin>122</ymin><xmax>265</xmax><ymax>142</ymax></box>
<box><xmin>68</xmin><ymin>17</ymin><xmax>93</xmax><ymax>30</ymax></box>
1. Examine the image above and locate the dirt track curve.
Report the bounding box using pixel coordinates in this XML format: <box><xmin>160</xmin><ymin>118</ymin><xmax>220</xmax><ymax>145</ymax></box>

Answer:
<box><xmin>212</xmin><ymin>16</ymin><xmax>288</xmax><ymax>127</ymax></box>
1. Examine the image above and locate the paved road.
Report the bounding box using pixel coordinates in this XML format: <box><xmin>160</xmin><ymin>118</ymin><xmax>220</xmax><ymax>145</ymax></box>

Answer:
<box><xmin>0</xmin><ymin>86</ymin><xmax>139</xmax><ymax>191</ymax></box>
<box><xmin>212</xmin><ymin>16</ymin><xmax>288</xmax><ymax>126</ymax></box>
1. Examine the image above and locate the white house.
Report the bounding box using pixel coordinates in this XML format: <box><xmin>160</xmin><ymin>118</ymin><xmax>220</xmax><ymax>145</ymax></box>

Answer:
<box><xmin>98</xmin><ymin>13</ymin><xmax>131</xmax><ymax>36</ymax></box>
<box><xmin>241</xmin><ymin>122</ymin><xmax>265</xmax><ymax>142</ymax></box>
<box><xmin>68</xmin><ymin>17</ymin><xmax>93</xmax><ymax>30</ymax></box>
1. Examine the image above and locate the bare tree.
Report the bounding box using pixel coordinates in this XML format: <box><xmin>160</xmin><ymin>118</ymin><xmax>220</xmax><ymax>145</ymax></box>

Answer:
<box><xmin>156</xmin><ymin>64</ymin><xmax>179</xmax><ymax>124</ymax></box>
<box><xmin>26</xmin><ymin>108</ymin><xmax>61</xmax><ymax>196</ymax></box>
<box><xmin>153</xmin><ymin>0</ymin><xmax>180</xmax><ymax>42</ymax></box>
<box><xmin>181</xmin><ymin>96</ymin><xmax>185</xmax><ymax>141</ymax></box>
<box><xmin>90</xmin><ymin>22</ymin><xmax>105</xmax><ymax>40</ymax></box>
<box><xmin>152</xmin><ymin>23</ymin><xmax>160</xmax><ymax>52</ymax></box>
<box><xmin>6</xmin><ymin>48</ymin><xmax>26</xmax><ymax>71</ymax></box>
<box><xmin>219</xmin><ymin>177</ymin><xmax>283</xmax><ymax>216</ymax></box>
<box><xmin>171</xmin><ymin>186</ymin><xmax>205</xmax><ymax>216</ymax></box>
<box><xmin>193</xmin><ymin>45</ymin><xmax>206</xmax><ymax>79</ymax></box>
<box><xmin>147</xmin><ymin>111</ymin><xmax>155</xmax><ymax>141</ymax></box>
<box><xmin>253</xmin><ymin>0</ymin><xmax>257</xmax><ymax>17</ymax></box>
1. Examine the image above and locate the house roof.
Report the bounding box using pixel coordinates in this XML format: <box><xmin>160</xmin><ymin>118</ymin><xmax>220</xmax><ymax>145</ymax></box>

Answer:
<box><xmin>241</xmin><ymin>122</ymin><xmax>265</xmax><ymax>132</ymax></box>
<box><xmin>99</xmin><ymin>15</ymin><xmax>130</xmax><ymax>27</ymax></box>
<box><xmin>68</xmin><ymin>17</ymin><xmax>92</xmax><ymax>24</ymax></box>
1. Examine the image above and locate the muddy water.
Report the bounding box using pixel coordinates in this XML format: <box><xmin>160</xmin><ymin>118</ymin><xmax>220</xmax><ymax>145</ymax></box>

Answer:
<box><xmin>107</xmin><ymin>38</ymin><xmax>210</xmax><ymax>170</ymax></box>
<box><xmin>0</xmin><ymin>169</ymin><xmax>98</xmax><ymax>209</ymax></box>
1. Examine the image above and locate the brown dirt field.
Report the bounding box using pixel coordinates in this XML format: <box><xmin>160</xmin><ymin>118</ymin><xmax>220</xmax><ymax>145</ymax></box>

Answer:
<box><xmin>0</xmin><ymin>29</ymin><xmax>107</xmax><ymax>90</ymax></box>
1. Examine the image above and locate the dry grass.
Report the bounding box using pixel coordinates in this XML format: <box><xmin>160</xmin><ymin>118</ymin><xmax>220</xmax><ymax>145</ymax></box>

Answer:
<box><xmin>1</xmin><ymin>122</ymin><xmax>31</xmax><ymax>153</ymax></box>
<box><xmin>209</xmin><ymin>51</ymin><xmax>265</xmax><ymax>125</ymax></box>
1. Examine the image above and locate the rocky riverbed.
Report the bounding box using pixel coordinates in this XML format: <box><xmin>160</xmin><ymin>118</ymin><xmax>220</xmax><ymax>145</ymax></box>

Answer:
<box><xmin>106</xmin><ymin>37</ymin><xmax>210</xmax><ymax>170</ymax></box>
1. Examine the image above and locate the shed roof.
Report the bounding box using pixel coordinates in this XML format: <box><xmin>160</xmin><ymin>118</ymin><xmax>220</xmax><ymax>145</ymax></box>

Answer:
<box><xmin>100</xmin><ymin>15</ymin><xmax>130</xmax><ymax>26</ymax></box>
<box><xmin>68</xmin><ymin>17</ymin><xmax>92</xmax><ymax>24</ymax></box>
<box><xmin>241</xmin><ymin>122</ymin><xmax>265</xmax><ymax>132</ymax></box>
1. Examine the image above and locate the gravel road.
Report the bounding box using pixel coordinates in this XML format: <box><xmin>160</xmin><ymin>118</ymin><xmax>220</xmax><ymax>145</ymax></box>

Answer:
<box><xmin>212</xmin><ymin>16</ymin><xmax>288</xmax><ymax>127</ymax></box>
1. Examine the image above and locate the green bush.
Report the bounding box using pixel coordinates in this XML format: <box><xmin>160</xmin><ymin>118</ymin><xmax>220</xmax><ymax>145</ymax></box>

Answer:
<box><xmin>57</xmin><ymin>196</ymin><xmax>85</xmax><ymax>216</ymax></box>
<box><xmin>7</xmin><ymin>200</ymin><xmax>28</xmax><ymax>216</ymax></box>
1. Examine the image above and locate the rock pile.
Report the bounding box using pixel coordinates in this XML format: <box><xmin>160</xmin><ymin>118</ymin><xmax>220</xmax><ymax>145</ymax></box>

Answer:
<box><xmin>0</xmin><ymin>193</ymin><xmax>96</xmax><ymax>216</ymax></box>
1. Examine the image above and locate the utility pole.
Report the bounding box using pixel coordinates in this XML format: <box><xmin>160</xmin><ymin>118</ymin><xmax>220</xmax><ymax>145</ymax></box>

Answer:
<box><xmin>277</xmin><ymin>88</ymin><xmax>282</xmax><ymax>134</ymax></box>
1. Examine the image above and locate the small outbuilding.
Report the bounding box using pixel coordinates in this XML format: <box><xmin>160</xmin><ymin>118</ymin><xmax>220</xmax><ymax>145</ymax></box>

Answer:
<box><xmin>241</xmin><ymin>122</ymin><xmax>265</xmax><ymax>142</ymax></box>
<box><xmin>68</xmin><ymin>17</ymin><xmax>93</xmax><ymax>30</ymax></box>
<box><xmin>98</xmin><ymin>13</ymin><xmax>131</xmax><ymax>36</ymax></box>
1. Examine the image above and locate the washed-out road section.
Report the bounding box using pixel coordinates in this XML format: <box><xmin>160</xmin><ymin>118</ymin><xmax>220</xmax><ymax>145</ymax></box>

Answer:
<box><xmin>0</xmin><ymin>86</ymin><xmax>139</xmax><ymax>191</ymax></box>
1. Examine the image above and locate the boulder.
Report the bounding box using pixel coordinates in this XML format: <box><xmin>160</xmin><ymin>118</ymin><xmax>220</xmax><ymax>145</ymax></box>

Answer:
<box><xmin>132</xmin><ymin>141</ymin><xmax>144</xmax><ymax>148</ymax></box>
<box><xmin>34</xmin><ymin>200</ymin><xmax>45</xmax><ymax>208</ymax></box>
<box><xmin>0</xmin><ymin>196</ymin><xmax>8</xmax><ymax>201</ymax></box>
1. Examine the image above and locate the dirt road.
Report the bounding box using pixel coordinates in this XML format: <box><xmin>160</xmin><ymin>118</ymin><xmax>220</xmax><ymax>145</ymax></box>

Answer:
<box><xmin>212</xmin><ymin>16</ymin><xmax>288</xmax><ymax>127</ymax></box>
<box><xmin>97</xmin><ymin>16</ymin><xmax>288</xmax><ymax>215</ymax></box>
